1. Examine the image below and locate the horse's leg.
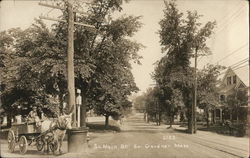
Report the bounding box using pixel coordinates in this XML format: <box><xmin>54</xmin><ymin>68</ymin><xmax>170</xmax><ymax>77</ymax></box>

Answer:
<box><xmin>58</xmin><ymin>138</ymin><xmax>62</xmax><ymax>154</ymax></box>
<box><xmin>58</xmin><ymin>135</ymin><xmax>63</xmax><ymax>154</ymax></box>
<box><xmin>52</xmin><ymin>131</ymin><xmax>57</xmax><ymax>155</ymax></box>
<box><xmin>47</xmin><ymin>138</ymin><xmax>50</xmax><ymax>154</ymax></box>
<box><xmin>58</xmin><ymin>132</ymin><xmax>65</xmax><ymax>154</ymax></box>
<box><xmin>43</xmin><ymin>137</ymin><xmax>47</xmax><ymax>154</ymax></box>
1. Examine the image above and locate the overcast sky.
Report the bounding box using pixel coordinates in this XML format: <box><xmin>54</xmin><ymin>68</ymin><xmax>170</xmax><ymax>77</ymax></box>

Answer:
<box><xmin>0</xmin><ymin>0</ymin><xmax>249</xmax><ymax>95</ymax></box>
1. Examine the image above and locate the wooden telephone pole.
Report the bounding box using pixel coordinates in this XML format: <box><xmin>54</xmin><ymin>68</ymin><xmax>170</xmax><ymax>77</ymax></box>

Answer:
<box><xmin>39</xmin><ymin>0</ymin><xmax>95</xmax><ymax>126</ymax></box>
<box><xmin>190</xmin><ymin>48</ymin><xmax>198</xmax><ymax>134</ymax></box>
<box><xmin>39</xmin><ymin>0</ymin><xmax>96</xmax><ymax>153</ymax></box>
<box><xmin>193</xmin><ymin>48</ymin><xmax>198</xmax><ymax>134</ymax></box>
<box><xmin>67</xmin><ymin>1</ymin><xmax>76</xmax><ymax>126</ymax></box>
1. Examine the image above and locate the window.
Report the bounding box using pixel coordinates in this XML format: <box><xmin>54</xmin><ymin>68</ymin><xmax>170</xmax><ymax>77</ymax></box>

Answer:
<box><xmin>227</xmin><ymin>76</ymin><xmax>231</xmax><ymax>85</ymax></box>
<box><xmin>233</xmin><ymin>75</ymin><xmax>237</xmax><ymax>84</ymax></box>
<box><xmin>220</xmin><ymin>95</ymin><xmax>225</xmax><ymax>102</ymax></box>
<box><xmin>238</xmin><ymin>83</ymin><xmax>245</xmax><ymax>89</ymax></box>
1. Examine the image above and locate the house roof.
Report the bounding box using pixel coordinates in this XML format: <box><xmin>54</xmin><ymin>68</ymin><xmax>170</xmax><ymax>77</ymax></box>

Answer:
<box><xmin>233</xmin><ymin>65</ymin><xmax>249</xmax><ymax>87</ymax></box>
<box><xmin>218</xmin><ymin>66</ymin><xmax>249</xmax><ymax>87</ymax></box>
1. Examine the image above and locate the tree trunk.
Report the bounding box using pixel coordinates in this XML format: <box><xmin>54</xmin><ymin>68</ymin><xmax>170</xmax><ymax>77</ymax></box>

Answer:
<box><xmin>7</xmin><ymin>113</ymin><xmax>12</xmax><ymax>128</ymax></box>
<box><xmin>80</xmin><ymin>91</ymin><xmax>87</xmax><ymax>127</ymax></box>
<box><xmin>156</xmin><ymin>113</ymin><xmax>160</xmax><ymax>126</ymax></box>
<box><xmin>236</xmin><ymin>107</ymin><xmax>239</xmax><ymax>124</ymax></box>
<box><xmin>169</xmin><ymin>114</ymin><xmax>174</xmax><ymax>128</ymax></box>
<box><xmin>159</xmin><ymin>112</ymin><xmax>162</xmax><ymax>126</ymax></box>
<box><xmin>105</xmin><ymin>115</ymin><xmax>109</xmax><ymax>128</ymax></box>
<box><xmin>155</xmin><ymin>113</ymin><xmax>158</xmax><ymax>125</ymax></box>
<box><xmin>230</xmin><ymin>108</ymin><xmax>233</xmax><ymax>121</ymax></box>
<box><xmin>214</xmin><ymin>109</ymin><xmax>216</xmax><ymax>124</ymax></box>
<box><xmin>187</xmin><ymin>107</ymin><xmax>192</xmax><ymax>133</ymax></box>
<box><xmin>206</xmin><ymin>108</ymin><xmax>210</xmax><ymax>128</ymax></box>
<box><xmin>212</xmin><ymin>109</ymin><xmax>215</xmax><ymax>124</ymax></box>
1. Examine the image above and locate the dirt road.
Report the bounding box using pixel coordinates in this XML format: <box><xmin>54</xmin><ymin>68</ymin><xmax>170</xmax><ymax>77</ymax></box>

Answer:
<box><xmin>1</xmin><ymin>113</ymin><xmax>249</xmax><ymax>158</ymax></box>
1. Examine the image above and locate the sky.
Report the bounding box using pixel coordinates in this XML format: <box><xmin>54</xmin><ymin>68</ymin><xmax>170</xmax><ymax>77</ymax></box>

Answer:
<box><xmin>0</xmin><ymin>0</ymin><xmax>249</xmax><ymax>95</ymax></box>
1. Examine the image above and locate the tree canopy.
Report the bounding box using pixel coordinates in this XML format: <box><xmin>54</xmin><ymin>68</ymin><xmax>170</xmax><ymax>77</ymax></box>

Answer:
<box><xmin>0</xmin><ymin>0</ymin><xmax>143</xmax><ymax>127</ymax></box>
<box><xmin>153</xmin><ymin>0</ymin><xmax>216</xmax><ymax>131</ymax></box>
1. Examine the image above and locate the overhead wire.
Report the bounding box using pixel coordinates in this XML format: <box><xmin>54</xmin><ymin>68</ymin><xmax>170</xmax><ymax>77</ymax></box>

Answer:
<box><xmin>233</xmin><ymin>63</ymin><xmax>249</xmax><ymax>71</ymax></box>
<box><xmin>203</xmin><ymin>3</ymin><xmax>247</xmax><ymax>67</ymax></box>
<box><xmin>231</xmin><ymin>58</ymin><xmax>249</xmax><ymax>69</ymax></box>
<box><xmin>219</xmin><ymin>59</ymin><xmax>249</xmax><ymax>75</ymax></box>
<box><xmin>215</xmin><ymin>43</ymin><xmax>248</xmax><ymax>64</ymax></box>
<box><xmin>206</xmin><ymin>3</ymin><xmax>246</xmax><ymax>44</ymax></box>
<box><xmin>215</xmin><ymin>1</ymin><xmax>242</xmax><ymax>26</ymax></box>
<box><xmin>215</xmin><ymin>4</ymin><xmax>246</xmax><ymax>34</ymax></box>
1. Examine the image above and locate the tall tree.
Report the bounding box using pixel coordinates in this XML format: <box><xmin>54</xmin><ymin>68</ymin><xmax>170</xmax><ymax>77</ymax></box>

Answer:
<box><xmin>0</xmin><ymin>0</ymin><xmax>143</xmax><ymax>128</ymax></box>
<box><xmin>155</xmin><ymin>0</ymin><xmax>216</xmax><ymax>133</ymax></box>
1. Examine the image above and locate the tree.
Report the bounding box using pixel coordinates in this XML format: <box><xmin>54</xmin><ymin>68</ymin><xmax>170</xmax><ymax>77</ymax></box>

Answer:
<box><xmin>133</xmin><ymin>95</ymin><xmax>146</xmax><ymax>112</ymax></box>
<box><xmin>79</xmin><ymin>1</ymin><xmax>143</xmax><ymax>127</ymax></box>
<box><xmin>141</xmin><ymin>87</ymin><xmax>165</xmax><ymax>125</ymax></box>
<box><xmin>197</xmin><ymin>64</ymin><xmax>225</xmax><ymax>127</ymax></box>
<box><xmin>167</xmin><ymin>88</ymin><xmax>184</xmax><ymax>128</ymax></box>
<box><xmin>144</xmin><ymin>88</ymin><xmax>158</xmax><ymax>123</ymax></box>
<box><xmin>226</xmin><ymin>89</ymin><xmax>248</xmax><ymax>124</ymax></box>
<box><xmin>0</xmin><ymin>22</ymin><xmax>69</xmax><ymax>127</ymax></box>
<box><xmin>0</xmin><ymin>0</ymin><xmax>143</xmax><ymax>128</ymax></box>
<box><xmin>155</xmin><ymin>0</ymin><xmax>216</xmax><ymax>133</ymax></box>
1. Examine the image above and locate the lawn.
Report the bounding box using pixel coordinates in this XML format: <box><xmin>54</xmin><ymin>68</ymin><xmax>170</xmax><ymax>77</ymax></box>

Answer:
<box><xmin>86</xmin><ymin>120</ymin><xmax>121</xmax><ymax>133</ymax></box>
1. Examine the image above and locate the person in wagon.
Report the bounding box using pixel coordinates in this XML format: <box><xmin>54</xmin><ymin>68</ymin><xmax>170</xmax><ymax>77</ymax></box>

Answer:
<box><xmin>28</xmin><ymin>106</ymin><xmax>41</xmax><ymax>127</ymax></box>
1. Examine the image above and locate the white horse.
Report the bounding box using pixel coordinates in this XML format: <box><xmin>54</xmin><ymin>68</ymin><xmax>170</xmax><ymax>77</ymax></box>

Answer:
<box><xmin>40</xmin><ymin>113</ymin><xmax>72</xmax><ymax>154</ymax></box>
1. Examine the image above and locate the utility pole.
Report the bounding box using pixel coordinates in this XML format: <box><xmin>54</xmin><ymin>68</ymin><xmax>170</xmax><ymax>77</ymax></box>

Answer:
<box><xmin>67</xmin><ymin>0</ymin><xmax>76</xmax><ymax>126</ymax></box>
<box><xmin>39</xmin><ymin>0</ymin><xmax>96</xmax><ymax>153</ymax></box>
<box><xmin>193</xmin><ymin>48</ymin><xmax>198</xmax><ymax>134</ymax></box>
<box><xmin>39</xmin><ymin>0</ymin><xmax>95</xmax><ymax>127</ymax></box>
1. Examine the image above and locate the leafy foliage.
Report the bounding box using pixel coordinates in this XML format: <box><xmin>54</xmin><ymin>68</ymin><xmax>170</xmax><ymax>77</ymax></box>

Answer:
<box><xmin>226</xmin><ymin>89</ymin><xmax>248</xmax><ymax>123</ymax></box>
<box><xmin>197</xmin><ymin>64</ymin><xmax>225</xmax><ymax>109</ymax></box>
<box><xmin>0</xmin><ymin>0</ymin><xmax>143</xmax><ymax>126</ymax></box>
<box><xmin>153</xmin><ymin>0</ymin><xmax>216</xmax><ymax>131</ymax></box>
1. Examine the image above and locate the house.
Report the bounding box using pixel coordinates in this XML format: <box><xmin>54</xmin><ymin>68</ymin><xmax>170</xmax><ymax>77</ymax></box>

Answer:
<box><xmin>219</xmin><ymin>66</ymin><xmax>249</xmax><ymax>99</ymax></box>
<box><xmin>216</xmin><ymin>66</ymin><xmax>249</xmax><ymax>123</ymax></box>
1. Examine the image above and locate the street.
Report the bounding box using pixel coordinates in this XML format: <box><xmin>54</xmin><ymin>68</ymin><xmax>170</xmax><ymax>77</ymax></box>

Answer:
<box><xmin>1</xmin><ymin>113</ymin><xmax>249</xmax><ymax>158</ymax></box>
<box><xmin>86</xmin><ymin>113</ymin><xmax>249</xmax><ymax>158</ymax></box>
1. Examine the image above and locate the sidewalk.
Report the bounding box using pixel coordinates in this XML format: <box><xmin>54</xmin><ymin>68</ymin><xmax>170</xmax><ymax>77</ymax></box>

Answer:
<box><xmin>172</xmin><ymin>125</ymin><xmax>249</xmax><ymax>156</ymax></box>
<box><xmin>175</xmin><ymin>125</ymin><xmax>249</xmax><ymax>146</ymax></box>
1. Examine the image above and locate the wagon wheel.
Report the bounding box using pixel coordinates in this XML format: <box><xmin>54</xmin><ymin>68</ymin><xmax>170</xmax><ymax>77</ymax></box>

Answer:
<box><xmin>7</xmin><ymin>130</ymin><xmax>15</xmax><ymax>152</ymax></box>
<box><xmin>49</xmin><ymin>139</ymin><xmax>58</xmax><ymax>153</ymax></box>
<box><xmin>19</xmin><ymin>136</ymin><xmax>27</xmax><ymax>154</ymax></box>
<box><xmin>36</xmin><ymin>137</ymin><xmax>44</xmax><ymax>151</ymax></box>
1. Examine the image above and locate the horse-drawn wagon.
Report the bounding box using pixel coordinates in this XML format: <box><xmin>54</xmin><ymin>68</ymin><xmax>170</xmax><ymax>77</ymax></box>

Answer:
<box><xmin>7</xmin><ymin>121</ymin><xmax>58</xmax><ymax>154</ymax></box>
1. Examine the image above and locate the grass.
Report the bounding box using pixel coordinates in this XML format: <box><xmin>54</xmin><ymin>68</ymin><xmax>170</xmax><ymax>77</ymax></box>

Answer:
<box><xmin>197</xmin><ymin>123</ymin><xmax>246</xmax><ymax>137</ymax></box>
<box><xmin>173</xmin><ymin>121</ymin><xmax>246</xmax><ymax>137</ymax></box>
<box><xmin>198</xmin><ymin>124</ymin><xmax>226</xmax><ymax>132</ymax></box>
<box><xmin>86</xmin><ymin>120</ymin><xmax>121</xmax><ymax>133</ymax></box>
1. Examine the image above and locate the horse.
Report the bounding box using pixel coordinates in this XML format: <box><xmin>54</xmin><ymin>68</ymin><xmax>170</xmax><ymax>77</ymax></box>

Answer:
<box><xmin>40</xmin><ymin>112</ymin><xmax>72</xmax><ymax>154</ymax></box>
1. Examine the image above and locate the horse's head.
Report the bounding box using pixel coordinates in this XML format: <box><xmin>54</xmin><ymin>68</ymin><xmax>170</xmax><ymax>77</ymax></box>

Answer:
<box><xmin>57</xmin><ymin>113</ymin><xmax>72</xmax><ymax>130</ymax></box>
<box><xmin>56</xmin><ymin>105</ymin><xmax>75</xmax><ymax>130</ymax></box>
<box><xmin>63</xmin><ymin>114</ymin><xmax>72</xmax><ymax>130</ymax></box>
